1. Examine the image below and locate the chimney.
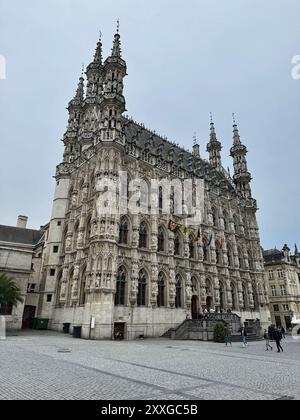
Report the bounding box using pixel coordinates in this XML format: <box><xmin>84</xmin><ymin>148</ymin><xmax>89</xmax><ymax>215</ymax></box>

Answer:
<box><xmin>17</xmin><ymin>215</ymin><xmax>28</xmax><ymax>229</ymax></box>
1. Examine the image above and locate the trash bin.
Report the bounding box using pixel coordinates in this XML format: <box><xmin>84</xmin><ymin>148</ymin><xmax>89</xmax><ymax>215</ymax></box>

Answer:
<box><xmin>73</xmin><ymin>326</ymin><xmax>82</xmax><ymax>339</ymax></box>
<box><xmin>31</xmin><ymin>318</ymin><xmax>38</xmax><ymax>330</ymax></box>
<box><xmin>63</xmin><ymin>323</ymin><xmax>71</xmax><ymax>334</ymax></box>
<box><xmin>35</xmin><ymin>319</ymin><xmax>49</xmax><ymax>330</ymax></box>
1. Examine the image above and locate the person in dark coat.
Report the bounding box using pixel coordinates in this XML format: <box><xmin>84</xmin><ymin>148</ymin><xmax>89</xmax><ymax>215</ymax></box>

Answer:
<box><xmin>240</xmin><ymin>327</ymin><xmax>248</xmax><ymax>347</ymax></box>
<box><xmin>268</xmin><ymin>325</ymin><xmax>275</xmax><ymax>341</ymax></box>
<box><xmin>274</xmin><ymin>328</ymin><xmax>284</xmax><ymax>353</ymax></box>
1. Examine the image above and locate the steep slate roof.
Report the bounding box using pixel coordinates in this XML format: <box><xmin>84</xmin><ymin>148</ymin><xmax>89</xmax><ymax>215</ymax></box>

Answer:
<box><xmin>263</xmin><ymin>248</ymin><xmax>284</xmax><ymax>263</ymax></box>
<box><xmin>0</xmin><ymin>225</ymin><xmax>44</xmax><ymax>246</ymax></box>
<box><xmin>123</xmin><ymin>118</ymin><xmax>235</xmax><ymax>193</ymax></box>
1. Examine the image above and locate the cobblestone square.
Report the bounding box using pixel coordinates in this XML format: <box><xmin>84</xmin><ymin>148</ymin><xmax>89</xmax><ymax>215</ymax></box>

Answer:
<box><xmin>0</xmin><ymin>331</ymin><xmax>300</xmax><ymax>400</ymax></box>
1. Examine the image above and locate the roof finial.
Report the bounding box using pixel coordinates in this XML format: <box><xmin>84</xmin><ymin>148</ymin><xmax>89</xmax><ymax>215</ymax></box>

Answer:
<box><xmin>232</xmin><ymin>112</ymin><xmax>236</xmax><ymax>125</ymax></box>
<box><xmin>117</xmin><ymin>19</ymin><xmax>120</xmax><ymax>33</ymax></box>
<box><xmin>81</xmin><ymin>63</ymin><xmax>85</xmax><ymax>77</ymax></box>
<box><xmin>210</xmin><ymin>112</ymin><xmax>213</xmax><ymax>124</ymax></box>
<box><xmin>99</xmin><ymin>30</ymin><xmax>102</xmax><ymax>42</ymax></box>
<box><xmin>193</xmin><ymin>132</ymin><xmax>197</xmax><ymax>146</ymax></box>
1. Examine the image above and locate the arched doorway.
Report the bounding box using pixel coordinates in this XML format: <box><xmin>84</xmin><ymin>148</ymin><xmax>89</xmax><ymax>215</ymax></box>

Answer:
<box><xmin>191</xmin><ymin>295</ymin><xmax>199</xmax><ymax>319</ymax></box>
<box><xmin>206</xmin><ymin>296</ymin><xmax>213</xmax><ymax>311</ymax></box>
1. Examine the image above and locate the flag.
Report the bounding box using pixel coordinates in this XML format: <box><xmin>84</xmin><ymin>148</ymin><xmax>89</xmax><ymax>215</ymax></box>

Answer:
<box><xmin>207</xmin><ymin>234</ymin><xmax>213</xmax><ymax>247</ymax></box>
<box><xmin>168</xmin><ymin>220</ymin><xmax>180</xmax><ymax>233</ymax></box>
<box><xmin>181</xmin><ymin>226</ymin><xmax>189</xmax><ymax>236</ymax></box>
<box><xmin>195</xmin><ymin>228</ymin><xmax>202</xmax><ymax>242</ymax></box>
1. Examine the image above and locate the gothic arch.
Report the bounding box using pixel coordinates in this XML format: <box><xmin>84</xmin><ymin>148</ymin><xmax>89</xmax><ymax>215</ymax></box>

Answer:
<box><xmin>157</xmin><ymin>271</ymin><xmax>167</xmax><ymax>308</ymax></box>
<box><xmin>115</xmin><ymin>266</ymin><xmax>127</xmax><ymax>306</ymax></box>
<box><xmin>119</xmin><ymin>215</ymin><xmax>131</xmax><ymax>245</ymax></box>
<box><xmin>175</xmin><ymin>274</ymin><xmax>183</xmax><ymax>308</ymax></box>
<box><xmin>79</xmin><ymin>265</ymin><xmax>87</xmax><ymax>305</ymax></box>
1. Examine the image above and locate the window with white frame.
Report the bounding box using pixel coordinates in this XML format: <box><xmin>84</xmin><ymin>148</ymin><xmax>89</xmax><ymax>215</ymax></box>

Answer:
<box><xmin>280</xmin><ymin>285</ymin><xmax>287</xmax><ymax>296</ymax></box>
<box><xmin>271</xmin><ymin>285</ymin><xmax>277</xmax><ymax>297</ymax></box>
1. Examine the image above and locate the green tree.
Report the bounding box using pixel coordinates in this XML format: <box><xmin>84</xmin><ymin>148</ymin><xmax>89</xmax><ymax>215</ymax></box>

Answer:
<box><xmin>213</xmin><ymin>322</ymin><xmax>226</xmax><ymax>343</ymax></box>
<box><xmin>0</xmin><ymin>273</ymin><xmax>23</xmax><ymax>312</ymax></box>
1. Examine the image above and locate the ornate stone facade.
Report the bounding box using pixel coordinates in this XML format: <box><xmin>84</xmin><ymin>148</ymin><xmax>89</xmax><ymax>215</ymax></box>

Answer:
<box><xmin>39</xmin><ymin>29</ymin><xmax>270</xmax><ymax>339</ymax></box>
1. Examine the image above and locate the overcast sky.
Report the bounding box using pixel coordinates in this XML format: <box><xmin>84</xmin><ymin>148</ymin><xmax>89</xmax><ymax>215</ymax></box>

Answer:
<box><xmin>0</xmin><ymin>0</ymin><xmax>299</xmax><ymax>250</ymax></box>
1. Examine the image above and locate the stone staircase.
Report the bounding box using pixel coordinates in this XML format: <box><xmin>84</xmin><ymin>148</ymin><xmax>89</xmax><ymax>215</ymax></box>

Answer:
<box><xmin>162</xmin><ymin>314</ymin><xmax>263</xmax><ymax>342</ymax></box>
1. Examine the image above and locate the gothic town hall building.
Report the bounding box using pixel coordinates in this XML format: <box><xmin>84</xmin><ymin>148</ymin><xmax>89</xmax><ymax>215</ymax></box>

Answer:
<box><xmin>40</xmin><ymin>29</ymin><xmax>270</xmax><ymax>339</ymax></box>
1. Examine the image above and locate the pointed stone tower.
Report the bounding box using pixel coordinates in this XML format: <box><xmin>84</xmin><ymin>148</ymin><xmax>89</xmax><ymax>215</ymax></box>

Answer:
<box><xmin>99</xmin><ymin>23</ymin><xmax>127</xmax><ymax>144</ymax></box>
<box><xmin>63</xmin><ymin>72</ymin><xmax>85</xmax><ymax>162</ymax></box>
<box><xmin>230</xmin><ymin>115</ymin><xmax>252</xmax><ymax>199</ymax></box>
<box><xmin>85</xmin><ymin>34</ymin><xmax>103</xmax><ymax>101</ymax></box>
<box><xmin>207</xmin><ymin>115</ymin><xmax>222</xmax><ymax>170</ymax></box>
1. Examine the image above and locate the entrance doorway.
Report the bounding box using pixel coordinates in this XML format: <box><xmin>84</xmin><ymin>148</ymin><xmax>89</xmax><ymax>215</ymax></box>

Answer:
<box><xmin>114</xmin><ymin>323</ymin><xmax>126</xmax><ymax>340</ymax></box>
<box><xmin>22</xmin><ymin>305</ymin><xmax>36</xmax><ymax>329</ymax></box>
<box><xmin>206</xmin><ymin>296</ymin><xmax>213</xmax><ymax>311</ymax></box>
<box><xmin>191</xmin><ymin>296</ymin><xmax>199</xmax><ymax>320</ymax></box>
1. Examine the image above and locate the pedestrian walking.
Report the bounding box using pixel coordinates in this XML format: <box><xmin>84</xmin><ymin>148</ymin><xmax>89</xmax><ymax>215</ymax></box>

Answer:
<box><xmin>281</xmin><ymin>327</ymin><xmax>286</xmax><ymax>339</ymax></box>
<box><xmin>268</xmin><ymin>325</ymin><xmax>275</xmax><ymax>341</ymax></box>
<box><xmin>274</xmin><ymin>328</ymin><xmax>284</xmax><ymax>353</ymax></box>
<box><xmin>225</xmin><ymin>326</ymin><xmax>232</xmax><ymax>347</ymax></box>
<box><xmin>240</xmin><ymin>327</ymin><xmax>248</xmax><ymax>348</ymax></box>
<box><xmin>264</xmin><ymin>330</ymin><xmax>273</xmax><ymax>351</ymax></box>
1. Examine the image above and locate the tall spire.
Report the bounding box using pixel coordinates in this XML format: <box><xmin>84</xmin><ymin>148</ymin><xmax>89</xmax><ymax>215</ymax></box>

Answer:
<box><xmin>93</xmin><ymin>31</ymin><xmax>103</xmax><ymax>64</ymax></box>
<box><xmin>207</xmin><ymin>114</ymin><xmax>222</xmax><ymax>170</ymax></box>
<box><xmin>100</xmin><ymin>24</ymin><xmax>127</xmax><ymax>144</ymax></box>
<box><xmin>111</xmin><ymin>20</ymin><xmax>122</xmax><ymax>58</ymax></box>
<box><xmin>230</xmin><ymin>114</ymin><xmax>252</xmax><ymax>199</ymax></box>
<box><xmin>192</xmin><ymin>132</ymin><xmax>200</xmax><ymax>158</ymax></box>
<box><xmin>71</xmin><ymin>72</ymin><xmax>85</xmax><ymax>105</ymax></box>
<box><xmin>86</xmin><ymin>33</ymin><xmax>104</xmax><ymax>100</ymax></box>
<box><xmin>232</xmin><ymin>113</ymin><xmax>242</xmax><ymax>145</ymax></box>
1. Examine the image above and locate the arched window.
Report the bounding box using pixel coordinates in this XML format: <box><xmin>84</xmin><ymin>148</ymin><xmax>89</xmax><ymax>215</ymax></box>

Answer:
<box><xmin>139</xmin><ymin>222</ymin><xmax>148</xmax><ymax>248</ymax></box>
<box><xmin>170</xmin><ymin>187</ymin><xmax>175</xmax><ymax>214</ymax></box>
<box><xmin>238</xmin><ymin>248</ymin><xmax>244</xmax><ymax>269</ymax></box>
<box><xmin>158</xmin><ymin>227</ymin><xmax>165</xmax><ymax>252</ymax></box>
<box><xmin>79</xmin><ymin>267</ymin><xmax>86</xmax><ymax>306</ymax></box>
<box><xmin>227</xmin><ymin>245</ymin><xmax>234</xmax><ymax>267</ymax></box>
<box><xmin>242</xmin><ymin>284</ymin><xmax>247</xmax><ymax>309</ymax></box>
<box><xmin>223</xmin><ymin>211</ymin><xmax>228</xmax><ymax>231</ymax></box>
<box><xmin>174</xmin><ymin>232</ymin><xmax>181</xmax><ymax>256</ymax></box>
<box><xmin>137</xmin><ymin>270</ymin><xmax>147</xmax><ymax>307</ymax></box>
<box><xmin>189</xmin><ymin>235</ymin><xmax>195</xmax><ymax>259</ymax></box>
<box><xmin>175</xmin><ymin>275</ymin><xmax>182</xmax><ymax>308</ymax></box>
<box><xmin>157</xmin><ymin>273</ymin><xmax>165</xmax><ymax>307</ymax></box>
<box><xmin>115</xmin><ymin>267</ymin><xmax>126</xmax><ymax>306</ymax></box>
<box><xmin>158</xmin><ymin>186</ymin><xmax>163</xmax><ymax>212</ymax></box>
<box><xmin>231</xmin><ymin>283</ymin><xmax>237</xmax><ymax>310</ymax></box>
<box><xmin>252</xmin><ymin>284</ymin><xmax>259</xmax><ymax>311</ymax></box>
<box><xmin>119</xmin><ymin>217</ymin><xmax>129</xmax><ymax>244</ymax></box>
<box><xmin>219</xmin><ymin>283</ymin><xmax>225</xmax><ymax>310</ymax></box>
